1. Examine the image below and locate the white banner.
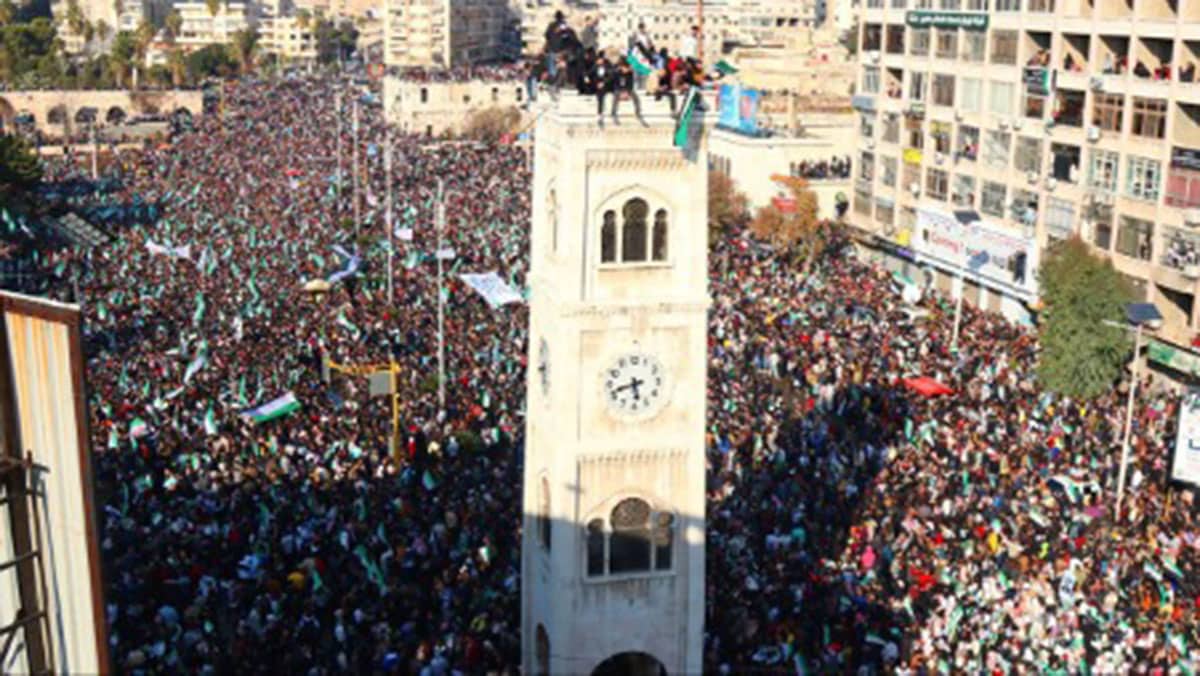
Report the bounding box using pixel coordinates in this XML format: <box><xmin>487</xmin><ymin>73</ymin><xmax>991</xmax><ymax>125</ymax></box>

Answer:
<box><xmin>458</xmin><ymin>272</ymin><xmax>523</xmax><ymax>309</ymax></box>
<box><xmin>436</xmin><ymin>248</ymin><xmax>457</xmax><ymax>261</ymax></box>
<box><xmin>396</xmin><ymin>227</ymin><xmax>413</xmax><ymax>241</ymax></box>
<box><xmin>146</xmin><ymin>240</ymin><xmax>191</xmax><ymax>260</ymax></box>
<box><xmin>1172</xmin><ymin>391</ymin><xmax>1200</xmax><ymax>486</ymax></box>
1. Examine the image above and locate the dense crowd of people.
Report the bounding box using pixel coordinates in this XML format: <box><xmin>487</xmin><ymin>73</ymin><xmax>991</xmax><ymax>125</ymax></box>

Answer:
<box><xmin>20</xmin><ymin>66</ymin><xmax>1200</xmax><ymax>674</ymax></box>
<box><xmin>789</xmin><ymin>155</ymin><xmax>853</xmax><ymax>180</ymax></box>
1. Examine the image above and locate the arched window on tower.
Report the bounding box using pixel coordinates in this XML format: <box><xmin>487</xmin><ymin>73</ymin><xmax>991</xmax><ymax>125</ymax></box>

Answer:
<box><xmin>609</xmin><ymin>497</ymin><xmax>652</xmax><ymax>573</ymax></box>
<box><xmin>601</xmin><ymin>210</ymin><xmax>617</xmax><ymax>263</ymax></box>
<box><xmin>586</xmin><ymin>519</ymin><xmax>606</xmax><ymax>576</ymax></box>
<box><xmin>620</xmin><ymin>198</ymin><xmax>648</xmax><ymax>262</ymax></box>
<box><xmin>652</xmin><ymin>209</ymin><xmax>668</xmax><ymax>261</ymax></box>
<box><xmin>536</xmin><ymin>624</ymin><xmax>550</xmax><ymax>675</ymax></box>
<box><xmin>539</xmin><ymin>476</ymin><xmax>551</xmax><ymax>551</ymax></box>
<box><xmin>654</xmin><ymin>513</ymin><xmax>674</xmax><ymax>570</ymax></box>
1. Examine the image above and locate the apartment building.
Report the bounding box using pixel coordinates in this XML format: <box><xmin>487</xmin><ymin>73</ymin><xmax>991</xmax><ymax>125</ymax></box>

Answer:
<box><xmin>52</xmin><ymin>0</ymin><xmax>168</xmax><ymax>54</ymax></box>
<box><xmin>850</xmin><ymin>0</ymin><xmax>1200</xmax><ymax>343</ymax></box>
<box><xmin>174</xmin><ymin>0</ymin><xmax>254</xmax><ymax>50</ymax></box>
<box><xmin>383</xmin><ymin>0</ymin><xmax>512</xmax><ymax>67</ymax></box>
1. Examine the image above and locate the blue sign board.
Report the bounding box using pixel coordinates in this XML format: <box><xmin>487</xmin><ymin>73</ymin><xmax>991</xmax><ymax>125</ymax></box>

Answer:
<box><xmin>717</xmin><ymin>84</ymin><xmax>761</xmax><ymax>136</ymax></box>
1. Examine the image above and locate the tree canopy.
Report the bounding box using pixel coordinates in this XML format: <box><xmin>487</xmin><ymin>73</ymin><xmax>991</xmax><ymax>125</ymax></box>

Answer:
<box><xmin>708</xmin><ymin>171</ymin><xmax>749</xmax><ymax>241</ymax></box>
<box><xmin>748</xmin><ymin>175</ymin><xmax>827</xmax><ymax>270</ymax></box>
<box><xmin>1036</xmin><ymin>236</ymin><xmax>1135</xmax><ymax>399</ymax></box>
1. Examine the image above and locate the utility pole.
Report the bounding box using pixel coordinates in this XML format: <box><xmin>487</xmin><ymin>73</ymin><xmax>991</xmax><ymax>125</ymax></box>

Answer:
<box><xmin>385</xmin><ymin>130</ymin><xmax>394</xmax><ymax>304</ymax></box>
<box><xmin>336</xmin><ymin>91</ymin><xmax>342</xmax><ymax>216</ymax></box>
<box><xmin>352</xmin><ymin>97</ymin><xmax>360</xmax><ymax>235</ymax></box>
<box><xmin>436</xmin><ymin>178</ymin><xmax>446</xmax><ymax>420</ymax></box>
<box><xmin>696</xmin><ymin>0</ymin><xmax>705</xmax><ymax>63</ymax></box>
<box><xmin>90</xmin><ymin>123</ymin><xmax>98</xmax><ymax>180</ymax></box>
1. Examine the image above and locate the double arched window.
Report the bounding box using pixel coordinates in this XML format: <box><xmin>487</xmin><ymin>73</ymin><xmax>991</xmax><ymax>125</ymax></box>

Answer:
<box><xmin>600</xmin><ymin>198</ymin><xmax>669</xmax><ymax>264</ymax></box>
<box><xmin>538</xmin><ymin>476</ymin><xmax>551</xmax><ymax>551</ymax></box>
<box><xmin>586</xmin><ymin>497</ymin><xmax>674</xmax><ymax>577</ymax></box>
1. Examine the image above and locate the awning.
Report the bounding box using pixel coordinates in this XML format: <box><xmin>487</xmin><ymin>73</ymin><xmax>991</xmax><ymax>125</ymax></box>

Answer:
<box><xmin>953</xmin><ymin>209</ymin><xmax>981</xmax><ymax>225</ymax></box>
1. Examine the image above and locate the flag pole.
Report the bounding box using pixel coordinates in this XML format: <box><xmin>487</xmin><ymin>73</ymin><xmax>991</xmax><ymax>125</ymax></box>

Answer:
<box><xmin>386</xmin><ymin>130</ymin><xmax>394</xmax><ymax>304</ymax></box>
<box><xmin>436</xmin><ymin>178</ymin><xmax>446</xmax><ymax>419</ymax></box>
<box><xmin>336</xmin><ymin>91</ymin><xmax>342</xmax><ymax>216</ymax></box>
<box><xmin>353</xmin><ymin>97</ymin><xmax>361</xmax><ymax>236</ymax></box>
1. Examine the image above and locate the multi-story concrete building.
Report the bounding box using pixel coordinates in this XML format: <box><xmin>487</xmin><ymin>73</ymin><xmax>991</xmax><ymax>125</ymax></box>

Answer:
<box><xmin>383</xmin><ymin>0</ymin><xmax>512</xmax><ymax>67</ymax></box>
<box><xmin>52</xmin><ymin>0</ymin><xmax>169</xmax><ymax>54</ymax></box>
<box><xmin>174</xmin><ymin>0</ymin><xmax>254</xmax><ymax>50</ymax></box>
<box><xmin>848</xmin><ymin>0</ymin><xmax>1200</xmax><ymax>344</ymax></box>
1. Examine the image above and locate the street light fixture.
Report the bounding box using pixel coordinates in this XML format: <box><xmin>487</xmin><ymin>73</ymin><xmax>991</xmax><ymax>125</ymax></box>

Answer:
<box><xmin>1114</xmin><ymin>301</ymin><xmax>1163</xmax><ymax>523</ymax></box>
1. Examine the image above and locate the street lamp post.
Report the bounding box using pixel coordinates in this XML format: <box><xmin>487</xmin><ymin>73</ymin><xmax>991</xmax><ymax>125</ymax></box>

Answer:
<box><xmin>435</xmin><ymin>178</ymin><xmax>446</xmax><ymax>420</ymax></box>
<box><xmin>1113</xmin><ymin>302</ymin><xmax>1163</xmax><ymax>523</ymax></box>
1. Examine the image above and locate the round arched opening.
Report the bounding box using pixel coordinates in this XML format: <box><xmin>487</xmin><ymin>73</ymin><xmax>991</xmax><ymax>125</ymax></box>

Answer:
<box><xmin>106</xmin><ymin>106</ymin><xmax>126</xmax><ymax>124</ymax></box>
<box><xmin>591</xmin><ymin>651</ymin><xmax>667</xmax><ymax>676</ymax></box>
<box><xmin>0</xmin><ymin>98</ymin><xmax>14</xmax><ymax>127</ymax></box>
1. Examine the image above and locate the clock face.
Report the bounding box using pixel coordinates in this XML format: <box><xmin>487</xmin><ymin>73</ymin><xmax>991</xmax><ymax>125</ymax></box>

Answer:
<box><xmin>602</xmin><ymin>351</ymin><xmax>669</xmax><ymax>420</ymax></box>
<box><xmin>537</xmin><ymin>338</ymin><xmax>550</xmax><ymax>396</ymax></box>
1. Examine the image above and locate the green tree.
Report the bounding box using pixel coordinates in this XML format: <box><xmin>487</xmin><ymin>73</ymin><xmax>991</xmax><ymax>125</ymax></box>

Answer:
<box><xmin>0</xmin><ymin>1</ymin><xmax>15</xmax><ymax>28</ymax></box>
<box><xmin>108</xmin><ymin>29</ymin><xmax>137</xmax><ymax>86</ymax></box>
<box><xmin>314</xmin><ymin>18</ymin><xmax>356</xmax><ymax>65</ymax></box>
<box><xmin>166</xmin><ymin>46</ymin><xmax>187</xmax><ymax>85</ymax></box>
<box><xmin>295</xmin><ymin>8</ymin><xmax>311</xmax><ymax>30</ymax></box>
<box><xmin>749</xmin><ymin>175</ymin><xmax>825</xmax><ymax>270</ymax></box>
<box><xmin>708</xmin><ymin>171</ymin><xmax>749</xmax><ymax>241</ymax></box>
<box><xmin>186</xmin><ymin>42</ymin><xmax>237</xmax><ymax>79</ymax></box>
<box><xmin>164</xmin><ymin>10</ymin><xmax>181</xmax><ymax>42</ymax></box>
<box><xmin>95</xmin><ymin>18</ymin><xmax>110</xmax><ymax>43</ymax></box>
<box><xmin>462</xmin><ymin>106</ymin><xmax>520</xmax><ymax>142</ymax></box>
<box><xmin>1036</xmin><ymin>236</ymin><xmax>1135</xmax><ymax>399</ymax></box>
<box><xmin>229</xmin><ymin>27</ymin><xmax>258</xmax><ymax>74</ymax></box>
<box><xmin>0</xmin><ymin>133</ymin><xmax>42</xmax><ymax>215</ymax></box>
<box><xmin>204</xmin><ymin>0</ymin><xmax>220</xmax><ymax>18</ymax></box>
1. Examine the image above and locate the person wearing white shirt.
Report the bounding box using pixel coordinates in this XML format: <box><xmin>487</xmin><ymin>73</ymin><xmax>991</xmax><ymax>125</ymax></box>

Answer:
<box><xmin>680</xmin><ymin>25</ymin><xmax>700</xmax><ymax>61</ymax></box>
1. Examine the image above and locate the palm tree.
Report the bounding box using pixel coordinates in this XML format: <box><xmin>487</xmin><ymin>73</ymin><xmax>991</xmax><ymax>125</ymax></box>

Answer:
<box><xmin>205</xmin><ymin>0</ymin><xmax>220</xmax><ymax>19</ymax></box>
<box><xmin>130</xmin><ymin>19</ymin><xmax>155</xmax><ymax>88</ymax></box>
<box><xmin>165</xmin><ymin>10</ymin><xmax>182</xmax><ymax>43</ymax></box>
<box><xmin>167</xmin><ymin>47</ymin><xmax>187</xmax><ymax>86</ymax></box>
<box><xmin>0</xmin><ymin>1</ymin><xmax>16</xmax><ymax>28</ymax></box>
<box><xmin>295</xmin><ymin>9</ymin><xmax>311</xmax><ymax>30</ymax></box>
<box><xmin>95</xmin><ymin>19</ymin><xmax>111</xmax><ymax>43</ymax></box>
<box><xmin>230</xmin><ymin>27</ymin><xmax>259</xmax><ymax>75</ymax></box>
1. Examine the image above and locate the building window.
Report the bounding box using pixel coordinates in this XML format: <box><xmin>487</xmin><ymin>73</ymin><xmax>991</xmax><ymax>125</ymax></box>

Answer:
<box><xmin>1044</xmin><ymin>197</ymin><xmax>1075</xmax><ymax>241</ymax></box>
<box><xmin>952</xmin><ymin>174</ymin><xmax>976</xmax><ymax>207</ymax></box>
<box><xmin>902</xmin><ymin>162</ymin><xmax>921</xmax><ymax>191</ymax></box>
<box><xmin>652</xmin><ymin>209</ymin><xmax>668</xmax><ymax>261</ymax></box>
<box><xmin>1012</xmin><ymin>188</ymin><xmax>1039</xmax><ymax>225</ymax></box>
<box><xmin>586</xmin><ymin>519</ymin><xmax>606</xmax><ymax>575</ymax></box>
<box><xmin>910</xmin><ymin>28</ymin><xmax>930</xmax><ymax>56</ymax></box>
<box><xmin>1126</xmin><ymin>156</ymin><xmax>1162</xmax><ymax>202</ymax></box>
<box><xmin>994</xmin><ymin>0</ymin><xmax>1020</xmax><ymax>9</ymax></box>
<box><xmin>988</xmin><ymin>81</ymin><xmax>1015</xmax><ymax>116</ymax></box>
<box><xmin>1115</xmin><ymin>216</ymin><xmax>1153</xmax><ymax>261</ymax></box>
<box><xmin>909</xmin><ymin>72</ymin><xmax>927</xmax><ymax>102</ymax></box>
<box><xmin>990</xmin><ymin>30</ymin><xmax>1018</xmax><ymax>65</ymax></box>
<box><xmin>981</xmin><ymin>180</ymin><xmax>1007</xmax><ymax>216</ymax></box>
<box><xmin>935</xmin><ymin>28</ymin><xmax>958</xmax><ymax>59</ymax></box>
<box><xmin>860</xmin><ymin>113</ymin><xmax>876</xmax><ymax>138</ymax></box>
<box><xmin>959</xmin><ymin>77</ymin><xmax>981</xmax><ymax>112</ymax></box>
<box><xmin>621</xmin><ymin>199</ymin><xmax>648</xmax><ymax>262</ymax></box>
<box><xmin>881</xmin><ymin>156</ymin><xmax>898</xmax><ymax>186</ymax></box>
<box><xmin>964</xmin><ymin>32</ymin><xmax>986</xmax><ymax>62</ymax></box>
<box><xmin>1162</xmin><ymin>227</ymin><xmax>1200</xmax><ymax>271</ymax></box>
<box><xmin>957</xmin><ymin>125</ymin><xmax>980</xmax><ymax>160</ymax></box>
<box><xmin>932</xmin><ymin>74</ymin><xmax>955</xmax><ymax>107</ymax></box>
<box><xmin>539</xmin><ymin>476</ymin><xmax>551</xmax><ymax>550</ymax></box>
<box><xmin>863</xmin><ymin>66</ymin><xmax>881</xmax><ymax>94</ymax></box>
<box><xmin>883</xmin><ymin>114</ymin><xmax>900</xmax><ymax>143</ymax></box>
<box><xmin>926</xmin><ymin>168</ymin><xmax>948</xmax><ymax>200</ymax></box>
<box><xmin>860</xmin><ymin>152</ymin><xmax>876</xmax><ymax>182</ymax></box>
<box><xmin>1167</xmin><ymin>165</ymin><xmax>1200</xmax><ymax>208</ymax></box>
<box><xmin>587</xmin><ymin>498</ymin><xmax>674</xmax><ymax>577</ymax></box>
<box><xmin>876</xmin><ymin>200</ymin><xmax>896</xmax><ymax>225</ymax></box>
<box><xmin>420</xmin><ymin>87</ymin><xmax>428</xmax><ymax>103</ymax></box>
<box><xmin>1088</xmin><ymin>149</ymin><xmax>1119</xmax><ymax>193</ymax></box>
<box><xmin>1014</xmin><ymin>136</ymin><xmax>1042</xmax><ymax>174</ymax></box>
<box><xmin>1131</xmin><ymin>97</ymin><xmax>1167</xmax><ymax>139</ymax></box>
<box><xmin>1092</xmin><ymin>93</ymin><xmax>1124</xmax><ymax>132</ymax></box>
<box><xmin>983</xmin><ymin>129</ymin><xmax>1011</xmax><ymax>169</ymax></box>
<box><xmin>601</xmin><ymin>211</ymin><xmax>617</xmax><ymax>262</ymax></box>
<box><xmin>930</xmin><ymin>121</ymin><xmax>952</xmax><ymax>153</ymax></box>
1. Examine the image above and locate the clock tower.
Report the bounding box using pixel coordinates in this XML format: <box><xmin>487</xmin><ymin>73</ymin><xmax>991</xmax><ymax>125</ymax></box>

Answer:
<box><xmin>522</xmin><ymin>93</ymin><xmax>711</xmax><ymax>676</ymax></box>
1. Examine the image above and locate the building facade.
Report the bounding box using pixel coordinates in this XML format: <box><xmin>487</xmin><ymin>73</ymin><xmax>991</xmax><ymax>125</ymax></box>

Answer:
<box><xmin>521</xmin><ymin>92</ymin><xmax>708</xmax><ymax>676</ymax></box>
<box><xmin>174</xmin><ymin>0</ymin><xmax>254</xmax><ymax>50</ymax></box>
<box><xmin>849</xmin><ymin>0</ymin><xmax>1200</xmax><ymax>337</ymax></box>
<box><xmin>382</xmin><ymin>76</ymin><xmax>532</xmax><ymax>134</ymax></box>
<box><xmin>383</xmin><ymin>0</ymin><xmax>512</xmax><ymax>67</ymax></box>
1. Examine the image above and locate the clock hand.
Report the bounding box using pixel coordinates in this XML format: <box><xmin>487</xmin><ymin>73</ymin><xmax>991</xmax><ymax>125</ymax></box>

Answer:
<box><xmin>629</xmin><ymin>377</ymin><xmax>645</xmax><ymax>400</ymax></box>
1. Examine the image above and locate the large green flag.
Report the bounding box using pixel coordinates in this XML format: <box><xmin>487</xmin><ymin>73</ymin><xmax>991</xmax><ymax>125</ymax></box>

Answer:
<box><xmin>673</xmin><ymin>87</ymin><xmax>700</xmax><ymax>149</ymax></box>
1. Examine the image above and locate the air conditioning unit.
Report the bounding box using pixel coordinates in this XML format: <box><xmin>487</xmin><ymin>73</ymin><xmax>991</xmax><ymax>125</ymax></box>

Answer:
<box><xmin>936</xmin><ymin>152</ymin><xmax>946</xmax><ymax>164</ymax></box>
<box><xmin>1089</xmin><ymin>76</ymin><xmax>1105</xmax><ymax>91</ymax></box>
<box><xmin>1045</xmin><ymin>177</ymin><xmax>1058</xmax><ymax>191</ymax></box>
<box><xmin>1185</xmin><ymin>209</ymin><xmax>1200</xmax><ymax>226</ymax></box>
<box><xmin>868</xmin><ymin>52</ymin><xmax>881</xmax><ymax>64</ymax></box>
<box><xmin>1184</xmin><ymin>265</ymin><xmax>1200</xmax><ymax>279</ymax></box>
<box><xmin>1026</xmin><ymin>170</ymin><xmax>1038</xmax><ymax>184</ymax></box>
<box><xmin>1012</xmin><ymin>118</ymin><xmax>1023</xmax><ymax>130</ymax></box>
<box><xmin>909</xmin><ymin>182</ymin><xmax>921</xmax><ymax>195</ymax></box>
<box><xmin>955</xmin><ymin>110</ymin><xmax>964</xmax><ymax>121</ymax></box>
<box><xmin>865</xmin><ymin>138</ymin><xmax>876</xmax><ymax>149</ymax></box>
<box><xmin>998</xmin><ymin>119</ymin><xmax>1010</xmax><ymax>129</ymax></box>
<box><xmin>1095</xmin><ymin>192</ymin><xmax>1114</xmax><ymax>206</ymax></box>
<box><xmin>1087</xmin><ymin>126</ymin><xmax>1101</xmax><ymax>142</ymax></box>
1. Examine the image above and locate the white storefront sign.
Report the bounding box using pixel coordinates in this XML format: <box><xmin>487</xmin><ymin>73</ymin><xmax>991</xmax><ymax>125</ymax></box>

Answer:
<box><xmin>1172</xmin><ymin>391</ymin><xmax>1200</xmax><ymax>487</ymax></box>
<box><xmin>913</xmin><ymin>206</ymin><xmax>1039</xmax><ymax>302</ymax></box>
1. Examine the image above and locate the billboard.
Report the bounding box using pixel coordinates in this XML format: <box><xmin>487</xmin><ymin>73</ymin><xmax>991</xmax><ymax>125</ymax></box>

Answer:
<box><xmin>0</xmin><ymin>292</ymin><xmax>107</xmax><ymax>674</ymax></box>
<box><xmin>717</xmin><ymin>84</ymin><xmax>761</xmax><ymax>136</ymax></box>
<box><xmin>1172</xmin><ymin>390</ymin><xmax>1200</xmax><ymax>486</ymax></box>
